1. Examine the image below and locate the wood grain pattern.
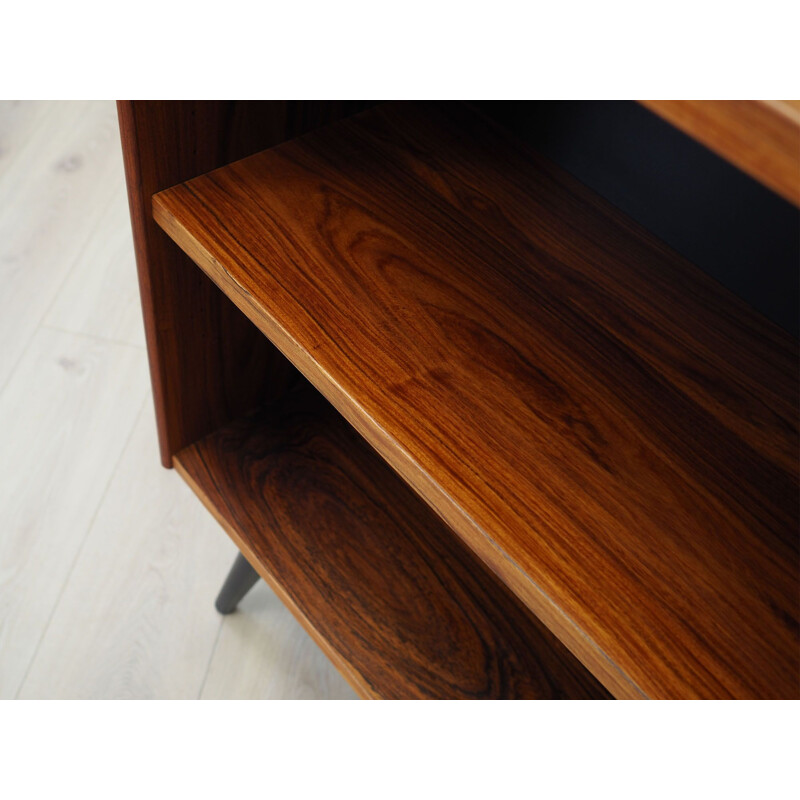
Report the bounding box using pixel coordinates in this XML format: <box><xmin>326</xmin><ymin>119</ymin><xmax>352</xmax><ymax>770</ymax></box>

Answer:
<box><xmin>17</xmin><ymin>405</ymin><xmax>230</xmax><ymax>699</ymax></box>
<box><xmin>1</xmin><ymin>102</ymin><xmax>351</xmax><ymax>700</ymax></box>
<box><xmin>0</xmin><ymin>328</ymin><xmax>148</xmax><ymax>697</ymax></box>
<box><xmin>154</xmin><ymin>102</ymin><xmax>799</xmax><ymax>699</ymax></box>
<box><xmin>175</xmin><ymin>378</ymin><xmax>612</xmax><ymax>700</ymax></box>
<box><xmin>0</xmin><ymin>101</ymin><xmax>123</xmax><ymax>391</ymax></box>
<box><xmin>45</xmin><ymin>159</ymin><xmax>145</xmax><ymax>347</ymax></box>
<box><xmin>117</xmin><ymin>101</ymin><xmax>372</xmax><ymax>466</ymax></box>
<box><xmin>640</xmin><ymin>100</ymin><xmax>800</xmax><ymax>206</ymax></box>
<box><xmin>200</xmin><ymin>581</ymin><xmax>359</xmax><ymax>700</ymax></box>
<box><xmin>0</xmin><ymin>101</ymin><xmax>52</xmax><ymax>183</ymax></box>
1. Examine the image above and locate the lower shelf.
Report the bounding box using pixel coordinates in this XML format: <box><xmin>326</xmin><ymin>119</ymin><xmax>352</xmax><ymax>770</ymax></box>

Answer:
<box><xmin>174</xmin><ymin>378</ymin><xmax>611</xmax><ymax>699</ymax></box>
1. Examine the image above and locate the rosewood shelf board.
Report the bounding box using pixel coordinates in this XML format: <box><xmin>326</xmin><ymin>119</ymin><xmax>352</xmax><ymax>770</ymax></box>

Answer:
<box><xmin>174</xmin><ymin>379</ymin><xmax>610</xmax><ymax>699</ymax></box>
<box><xmin>640</xmin><ymin>100</ymin><xmax>800</xmax><ymax>206</ymax></box>
<box><xmin>154</xmin><ymin>102</ymin><xmax>799</xmax><ymax>699</ymax></box>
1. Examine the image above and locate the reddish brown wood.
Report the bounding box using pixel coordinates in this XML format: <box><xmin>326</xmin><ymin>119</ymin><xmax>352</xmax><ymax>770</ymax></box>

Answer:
<box><xmin>175</xmin><ymin>378</ymin><xmax>612</xmax><ymax>700</ymax></box>
<box><xmin>117</xmin><ymin>101</ymin><xmax>373</xmax><ymax>466</ymax></box>
<box><xmin>154</xmin><ymin>102</ymin><xmax>799</xmax><ymax>699</ymax></box>
<box><xmin>640</xmin><ymin>100</ymin><xmax>800</xmax><ymax>206</ymax></box>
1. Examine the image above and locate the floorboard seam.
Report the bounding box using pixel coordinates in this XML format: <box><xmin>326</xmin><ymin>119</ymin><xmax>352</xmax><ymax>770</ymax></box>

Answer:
<box><xmin>14</xmin><ymin>397</ymin><xmax>148</xmax><ymax>699</ymax></box>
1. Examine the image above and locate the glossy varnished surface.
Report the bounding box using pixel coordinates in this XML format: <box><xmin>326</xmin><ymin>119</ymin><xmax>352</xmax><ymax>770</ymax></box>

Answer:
<box><xmin>118</xmin><ymin>101</ymin><xmax>372</xmax><ymax>466</ymax></box>
<box><xmin>155</xmin><ymin>102</ymin><xmax>799</xmax><ymax>698</ymax></box>
<box><xmin>641</xmin><ymin>100</ymin><xmax>800</xmax><ymax>206</ymax></box>
<box><xmin>1</xmin><ymin>102</ymin><xmax>318</xmax><ymax>700</ymax></box>
<box><xmin>175</xmin><ymin>380</ymin><xmax>611</xmax><ymax>700</ymax></box>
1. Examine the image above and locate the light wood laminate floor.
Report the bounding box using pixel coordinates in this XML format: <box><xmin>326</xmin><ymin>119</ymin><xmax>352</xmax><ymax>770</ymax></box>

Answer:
<box><xmin>0</xmin><ymin>101</ymin><xmax>357</xmax><ymax>700</ymax></box>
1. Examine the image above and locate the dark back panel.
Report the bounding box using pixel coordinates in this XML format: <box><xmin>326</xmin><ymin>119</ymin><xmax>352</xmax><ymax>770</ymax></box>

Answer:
<box><xmin>479</xmin><ymin>101</ymin><xmax>799</xmax><ymax>337</ymax></box>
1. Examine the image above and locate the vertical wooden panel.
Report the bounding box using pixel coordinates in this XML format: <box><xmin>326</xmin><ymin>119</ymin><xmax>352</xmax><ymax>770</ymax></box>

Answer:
<box><xmin>117</xmin><ymin>101</ymin><xmax>373</xmax><ymax>466</ymax></box>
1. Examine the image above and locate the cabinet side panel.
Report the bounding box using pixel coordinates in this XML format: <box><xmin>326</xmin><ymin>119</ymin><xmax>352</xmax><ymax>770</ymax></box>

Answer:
<box><xmin>117</xmin><ymin>101</ymin><xmax>372</xmax><ymax>466</ymax></box>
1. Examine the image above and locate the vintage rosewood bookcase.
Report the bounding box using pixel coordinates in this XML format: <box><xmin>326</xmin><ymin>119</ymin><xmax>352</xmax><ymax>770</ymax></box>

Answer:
<box><xmin>118</xmin><ymin>101</ymin><xmax>799</xmax><ymax>699</ymax></box>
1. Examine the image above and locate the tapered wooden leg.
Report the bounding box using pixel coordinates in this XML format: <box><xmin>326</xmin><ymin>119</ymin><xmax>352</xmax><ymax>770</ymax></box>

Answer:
<box><xmin>215</xmin><ymin>552</ymin><xmax>260</xmax><ymax>614</ymax></box>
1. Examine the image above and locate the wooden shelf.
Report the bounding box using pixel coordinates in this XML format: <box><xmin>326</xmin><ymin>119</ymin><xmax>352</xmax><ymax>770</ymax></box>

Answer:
<box><xmin>640</xmin><ymin>100</ymin><xmax>800</xmax><ymax>206</ymax></box>
<box><xmin>154</xmin><ymin>102</ymin><xmax>799</xmax><ymax>699</ymax></box>
<box><xmin>174</xmin><ymin>378</ymin><xmax>610</xmax><ymax>699</ymax></box>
